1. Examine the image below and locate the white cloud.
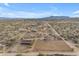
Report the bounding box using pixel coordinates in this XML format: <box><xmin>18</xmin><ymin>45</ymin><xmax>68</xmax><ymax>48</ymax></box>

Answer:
<box><xmin>0</xmin><ymin>11</ymin><xmax>53</xmax><ymax>18</ymax></box>
<box><xmin>73</xmin><ymin>10</ymin><xmax>79</xmax><ymax>14</ymax></box>
<box><xmin>71</xmin><ymin>10</ymin><xmax>79</xmax><ymax>17</ymax></box>
<box><xmin>0</xmin><ymin>6</ymin><xmax>63</xmax><ymax>18</ymax></box>
<box><xmin>4</xmin><ymin>3</ymin><xmax>10</xmax><ymax>7</ymax></box>
<box><xmin>71</xmin><ymin>14</ymin><xmax>79</xmax><ymax>17</ymax></box>
<box><xmin>0</xmin><ymin>11</ymin><xmax>62</xmax><ymax>18</ymax></box>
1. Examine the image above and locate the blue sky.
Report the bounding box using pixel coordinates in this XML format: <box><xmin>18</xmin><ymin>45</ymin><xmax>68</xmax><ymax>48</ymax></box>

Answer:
<box><xmin>0</xmin><ymin>3</ymin><xmax>79</xmax><ymax>18</ymax></box>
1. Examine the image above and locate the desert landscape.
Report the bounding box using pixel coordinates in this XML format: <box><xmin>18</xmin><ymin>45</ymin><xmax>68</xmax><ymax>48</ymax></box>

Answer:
<box><xmin>0</xmin><ymin>18</ymin><xmax>79</xmax><ymax>56</ymax></box>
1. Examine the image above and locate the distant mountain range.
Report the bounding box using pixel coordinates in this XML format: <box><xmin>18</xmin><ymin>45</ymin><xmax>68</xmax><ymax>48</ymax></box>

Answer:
<box><xmin>0</xmin><ymin>16</ymin><xmax>79</xmax><ymax>21</ymax></box>
<box><xmin>38</xmin><ymin>16</ymin><xmax>70</xmax><ymax>20</ymax></box>
<box><xmin>38</xmin><ymin>16</ymin><xmax>79</xmax><ymax>21</ymax></box>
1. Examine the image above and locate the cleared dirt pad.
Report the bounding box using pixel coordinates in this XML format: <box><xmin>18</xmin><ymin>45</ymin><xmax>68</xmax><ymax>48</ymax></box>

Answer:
<box><xmin>33</xmin><ymin>40</ymin><xmax>73</xmax><ymax>52</ymax></box>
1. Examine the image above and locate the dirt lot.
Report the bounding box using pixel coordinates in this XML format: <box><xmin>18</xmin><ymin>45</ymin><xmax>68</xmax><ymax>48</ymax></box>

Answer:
<box><xmin>33</xmin><ymin>40</ymin><xmax>73</xmax><ymax>52</ymax></box>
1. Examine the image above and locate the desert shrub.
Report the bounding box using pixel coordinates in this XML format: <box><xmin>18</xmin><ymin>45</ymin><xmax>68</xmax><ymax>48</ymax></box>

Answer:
<box><xmin>16</xmin><ymin>54</ymin><xmax>23</xmax><ymax>56</ymax></box>
<box><xmin>38</xmin><ymin>53</ymin><xmax>44</xmax><ymax>56</ymax></box>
